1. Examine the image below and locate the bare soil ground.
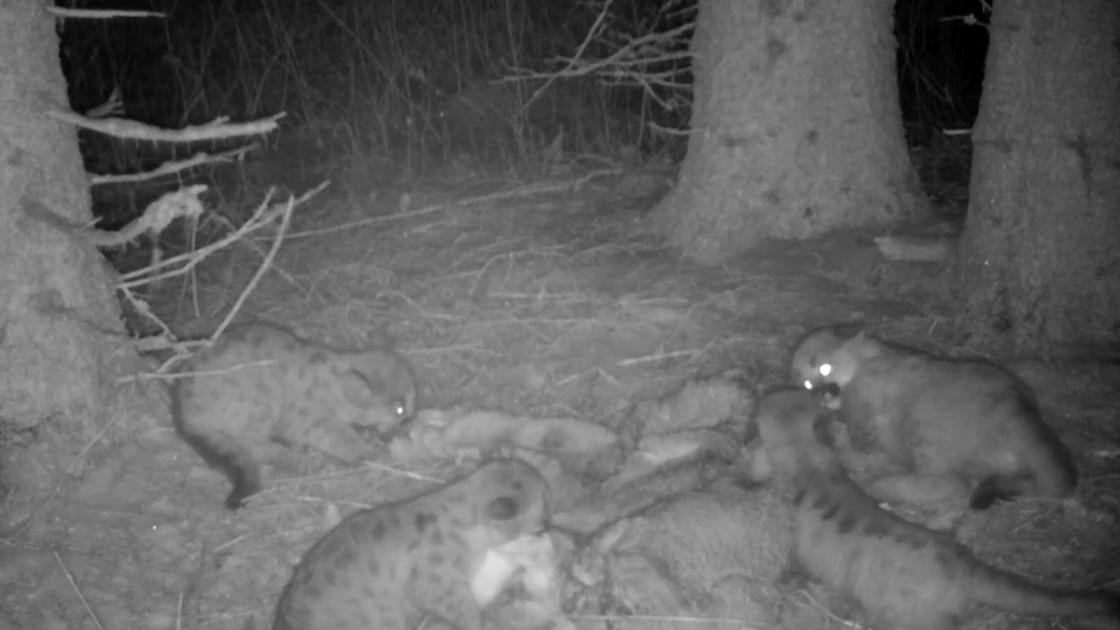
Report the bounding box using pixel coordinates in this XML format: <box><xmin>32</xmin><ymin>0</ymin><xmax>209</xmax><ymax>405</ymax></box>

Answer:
<box><xmin>1</xmin><ymin>162</ymin><xmax>1118</xmax><ymax>630</ymax></box>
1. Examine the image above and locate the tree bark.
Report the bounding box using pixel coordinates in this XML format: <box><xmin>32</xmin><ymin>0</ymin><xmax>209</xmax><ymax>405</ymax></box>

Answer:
<box><xmin>0</xmin><ymin>1</ymin><xmax>144</xmax><ymax>518</ymax></box>
<box><xmin>959</xmin><ymin>0</ymin><xmax>1120</xmax><ymax>358</ymax></box>
<box><xmin>651</xmin><ymin>0</ymin><xmax>924</xmax><ymax>264</ymax></box>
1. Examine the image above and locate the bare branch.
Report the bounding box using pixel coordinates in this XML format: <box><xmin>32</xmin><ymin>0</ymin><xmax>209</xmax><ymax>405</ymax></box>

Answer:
<box><xmin>90</xmin><ymin>144</ymin><xmax>260</xmax><ymax>185</ymax></box>
<box><xmin>46</xmin><ymin>108</ymin><xmax>285</xmax><ymax>143</ymax></box>
<box><xmin>49</xmin><ymin>7</ymin><xmax>165</xmax><ymax>19</ymax></box>
<box><xmin>21</xmin><ymin>186</ymin><xmax>207</xmax><ymax>248</ymax></box>
<box><xmin>501</xmin><ymin>0</ymin><xmax>695</xmax><ymax>126</ymax></box>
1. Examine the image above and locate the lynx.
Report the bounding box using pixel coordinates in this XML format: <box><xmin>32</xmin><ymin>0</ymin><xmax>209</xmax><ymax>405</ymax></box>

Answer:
<box><xmin>171</xmin><ymin>322</ymin><xmax>416</xmax><ymax>508</ymax></box>
<box><xmin>273</xmin><ymin>459</ymin><xmax>553</xmax><ymax>630</ymax></box>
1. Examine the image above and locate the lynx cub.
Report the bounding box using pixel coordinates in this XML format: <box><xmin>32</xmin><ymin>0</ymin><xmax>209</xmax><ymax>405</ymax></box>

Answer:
<box><xmin>171</xmin><ymin>322</ymin><xmax>416</xmax><ymax>508</ymax></box>
<box><xmin>789</xmin><ymin>326</ymin><xmax>1077</xmax><ymax>508</ymax></box>
<box><xmin>273</xmin><ymin>458</ymin><xmax>553</xmax><ymax>630</ymax></box>
<box><xmin>745</xmin><ymin>390</ymin><xmax>1117</xmax><ymax>630</ymax></box>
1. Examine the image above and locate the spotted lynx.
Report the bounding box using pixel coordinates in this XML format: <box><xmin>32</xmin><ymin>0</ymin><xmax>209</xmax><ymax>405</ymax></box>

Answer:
<box><xmin>171</xmin><ymin>322</ymin><xmax>416</xmax><ymax>509</ymax></box>
<box><xmin>273</xmin><ymin>458</ymin><xmax>553</xmax><ymax>630</ymax></box>
<box><xmin>745</xmin><ymin>390</ymin><xmax>1118</xmax><ymax>630</ymax></box>
<box><xmin>790</xmin><ymin>326</ymin><xmax>1077</xmax><ymax>509</ymax></box>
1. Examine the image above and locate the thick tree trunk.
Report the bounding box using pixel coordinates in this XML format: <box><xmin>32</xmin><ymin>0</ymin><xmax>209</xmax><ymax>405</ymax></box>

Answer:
<box><xmin>0</xmin><ymin>1</ymin><xmax>145</xmax><ymax>518</ymax></box>
<box><xmin>959</xmin><ymin>0</ymin><xmax>1120</xmax><ymax>358</ymax></box>
<box><xmin>651</xmin><ymin>0</ymin><xmax>923</xmax><ymax>264</ymax></box>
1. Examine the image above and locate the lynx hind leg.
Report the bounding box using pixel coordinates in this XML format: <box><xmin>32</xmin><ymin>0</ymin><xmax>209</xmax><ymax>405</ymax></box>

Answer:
<box><xmin>866</xmin><ymin>474</ymin><xmax>970</xmax><ymax>532</ymax></box>
<box><xmin>868</xmin><ymin>474</ymin><xmax>970</xmax><ymax>506</ymax></box>
<box><xmin>969</xmin><ymin>472</ymin><xmax>1038</xmax><ymax>510</ymax></box>
<box><xmin>411</xmin><ymin>573</ymin><xmax>485</xmax><ymax>630</ymax></box>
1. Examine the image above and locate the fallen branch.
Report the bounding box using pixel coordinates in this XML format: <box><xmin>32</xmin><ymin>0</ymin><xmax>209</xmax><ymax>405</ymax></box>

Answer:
<box><xmin>90</xmin><ymin>143</ymin><xmax>259</xmax><ymax>186</ymax></box>
<box><xmin>20</xmin><ymin>185</ymin><xmax>207</xmax><ymax>248</ymax></box>
<box><xmin>47</xmin><ymin>107</ymin><xmax>284</xmax><ymax>143</ymax></box>
<box><xmin>49</xmin><ymin>7</ymin><xmax>164</xmax><ymax>19</ymax></box>
<box><xmin>284</xmin><ymin>172</ymin><xmax>618</xmax><ymax>240</ymax></box>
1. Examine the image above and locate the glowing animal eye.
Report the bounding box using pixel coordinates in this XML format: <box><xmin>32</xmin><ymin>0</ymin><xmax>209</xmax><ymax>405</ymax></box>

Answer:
<box><xmin>802</xmin><ymin>379</ymin><xmax>813</xmax><ymax>390</ymax></box>
<box><xmin>818</xmin><ymin>363</ymin><xmax>832</xmax><ymax>377</ymax></box>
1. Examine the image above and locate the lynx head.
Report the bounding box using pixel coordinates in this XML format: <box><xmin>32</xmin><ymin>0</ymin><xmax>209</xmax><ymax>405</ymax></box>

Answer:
<box><xmin>470</xmin><ymin>458</ymin><xmax>553</xmax><ymax>543</ymax></box>
<box><xmin>790</xmin><ymin>324</ymin><xmax>869</xmax><ymax>402</ymax></box>
<box><xmin>335</xmin><ymin>350</ymin><xmax>417</xmax><ymax>433</ymax></box>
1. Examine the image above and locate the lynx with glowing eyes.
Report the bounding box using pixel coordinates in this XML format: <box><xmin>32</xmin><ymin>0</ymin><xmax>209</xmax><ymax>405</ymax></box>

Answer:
<box><xmin>790</xmin><ymin>328</ymin><xmax>866</xmax><ymax>413</ymax></box>
<box><xmin>800</xmin><ymin>362</ymin><xmax>834</xmax><ymax>392</ymax></box>
<box><xmin>788</xmin><ymin>325</ymin><xmax>1082</xmax><ymax>512</ymax></box>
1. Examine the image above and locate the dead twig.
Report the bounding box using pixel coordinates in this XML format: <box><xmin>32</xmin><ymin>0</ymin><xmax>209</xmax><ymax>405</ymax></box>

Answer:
<box><xmin>207</xmin><ymin>192</ymin><xmax>295</xmax><ymax>343</ymax></box>
<box><xmin>283</xmin><ymin>174</ymin><xmax>617</xmax><ymax>240</ymax></box>
<box><xmin>616</xmin><ymin>348</ymin><xmax>704</xmax><ymax>368</ymax></box>
<box><xmin>46</xmin><ymin>107</ymin><xmax>284</xmax><ymax>143</ymax></box>
<box><xmin>20</xmin><ymin>186</ymin><xmax>206</xmax><ymax>248</ymax></box>
<box><xmin>55</xmin><ymin>551</ymin><xmax>106</xmax><ymax>630</ymax></box>
<box><xmin>49</xmin><ymin>7</ymin><xmax>164</xmax><ymax>19</ymax></box>
<box><xmin>90</xmin><ymin>143</ymin><xmax>259</xmax><ymax>186</ymax></box>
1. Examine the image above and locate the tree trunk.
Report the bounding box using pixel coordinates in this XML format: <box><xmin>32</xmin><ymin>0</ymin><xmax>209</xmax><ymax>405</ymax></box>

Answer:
<box><xmin>958</xmin><ymin>0</ymin><xmax>1120</xmax><ymax>358</ymax></box>
<box><xmin>650</xmin><ymin>0</ymin><xmax>923</xmax><ymax>264</ymax></box>
<box><xmin>0</xmin><ymin>1</ymin><xmax>145</xmax><ymax>520</ymax></box>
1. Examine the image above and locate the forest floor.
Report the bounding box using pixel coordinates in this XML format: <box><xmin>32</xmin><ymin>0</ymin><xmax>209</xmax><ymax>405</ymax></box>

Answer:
<box><xmin>2</xmin><ymin>150</ymin><xmax>1119</xmax><ymax>630</ymax></box>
